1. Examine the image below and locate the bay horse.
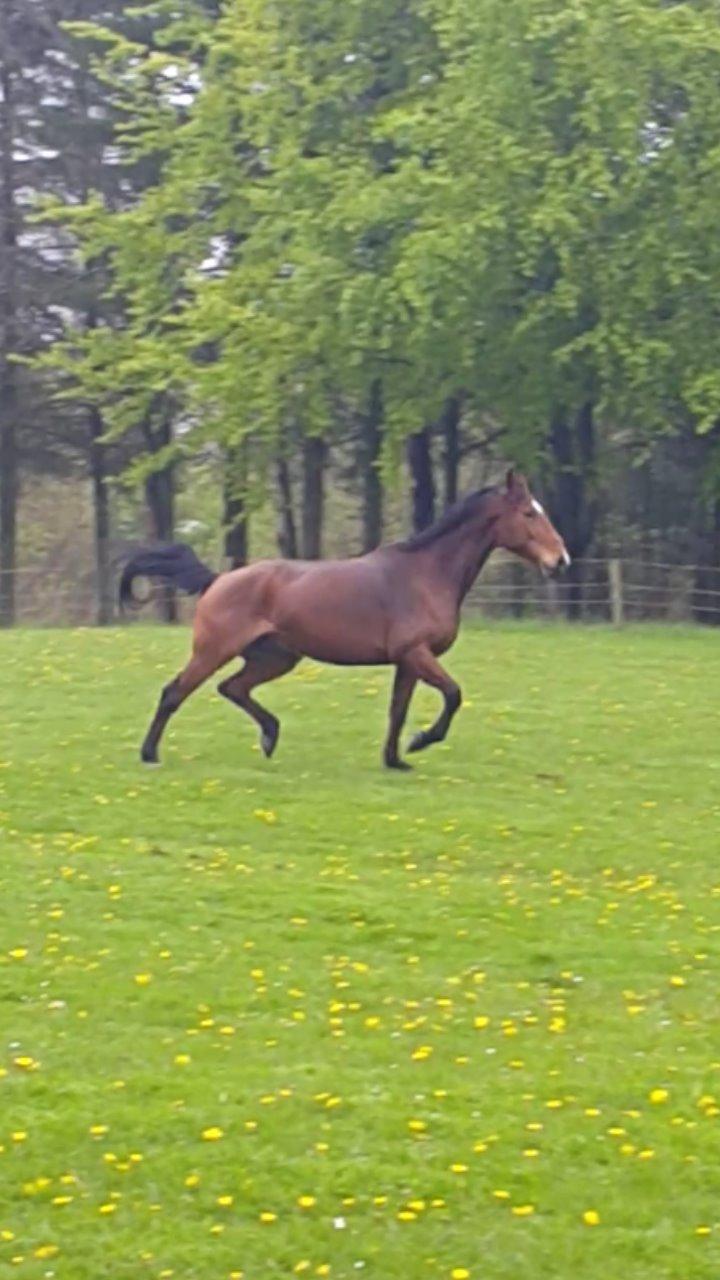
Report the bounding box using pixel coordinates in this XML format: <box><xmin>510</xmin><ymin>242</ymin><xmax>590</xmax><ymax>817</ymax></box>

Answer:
<box><xmin>119</xmin><ymin>470</ymin><xmax>569</xmax><ymax>770</ymax></box>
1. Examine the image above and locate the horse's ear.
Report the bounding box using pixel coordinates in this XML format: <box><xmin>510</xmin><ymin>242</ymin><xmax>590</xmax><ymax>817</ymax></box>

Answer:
<box><xmin>505</xmin><ymin>468</ymin><xmax>529</xmax><ymax>500</ymax></box>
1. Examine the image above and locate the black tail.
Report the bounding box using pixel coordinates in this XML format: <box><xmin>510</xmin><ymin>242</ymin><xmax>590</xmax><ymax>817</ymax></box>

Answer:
<box><xmin>119</xmin><ymin>544</ymin><xmax>217</xmax><ymax>612</ymax></box>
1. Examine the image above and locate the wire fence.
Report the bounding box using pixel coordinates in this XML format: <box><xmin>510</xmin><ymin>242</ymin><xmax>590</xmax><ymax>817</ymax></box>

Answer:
<box><xmin>3</xmin><ymin>555</ymin><xmax>720</xmax><ymax>628</ymax></box>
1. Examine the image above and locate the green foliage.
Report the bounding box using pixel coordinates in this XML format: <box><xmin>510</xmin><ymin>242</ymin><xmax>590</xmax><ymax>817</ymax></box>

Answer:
<box><xmin>39</xmin><ymin>0</ymin><xmax>720</xmax><ymax>494</ymax></box>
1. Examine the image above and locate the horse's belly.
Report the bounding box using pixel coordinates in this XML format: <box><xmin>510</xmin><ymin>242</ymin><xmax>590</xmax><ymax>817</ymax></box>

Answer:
<box><xmin>277</xmin><ymin>625</ymin><xmax>388</xmax><ymax>666</ymax></box>
<box><xmin>273</xmin><ymin>573</ymin><xmax>390</xmax><ymax>664</ymax></box>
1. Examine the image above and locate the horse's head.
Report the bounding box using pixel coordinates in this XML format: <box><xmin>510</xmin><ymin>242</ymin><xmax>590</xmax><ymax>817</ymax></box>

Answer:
<box><xmin>494</xmin><ymin>470</ymin><xmax>570</xmax><ymax>577</ymax></box>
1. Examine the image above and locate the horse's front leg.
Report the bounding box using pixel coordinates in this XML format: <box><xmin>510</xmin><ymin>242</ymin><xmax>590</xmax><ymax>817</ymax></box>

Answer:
<box><xmin>404</xmin><ymin>645</ymin><xmax>462</xmax><ymax>755</ymax></box>
<box><xmin>383</xmin><ymin>664</ymin><xmax>417</xmax><ymax>770</ymax></box>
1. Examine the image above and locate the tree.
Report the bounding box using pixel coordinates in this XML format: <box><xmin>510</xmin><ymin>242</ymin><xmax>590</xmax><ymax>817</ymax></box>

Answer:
<box><xmin>0</xmin><ymin>0</ymin><xmax>20</xmax><ymax>627</ymax></box>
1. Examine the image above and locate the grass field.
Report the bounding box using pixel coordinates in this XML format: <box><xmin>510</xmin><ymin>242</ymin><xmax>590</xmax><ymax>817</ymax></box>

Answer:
<box><xmin>1</xmin><ymin>622</ymin><xmax>720</xmax><ymax>1280</ymax></box>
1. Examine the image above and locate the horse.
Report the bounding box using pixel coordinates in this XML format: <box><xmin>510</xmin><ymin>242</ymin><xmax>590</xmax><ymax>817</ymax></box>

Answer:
<box><xmin>119</xmin><ymin>470</ymin><xmax>570</xmax><ymax>771</ymax></box>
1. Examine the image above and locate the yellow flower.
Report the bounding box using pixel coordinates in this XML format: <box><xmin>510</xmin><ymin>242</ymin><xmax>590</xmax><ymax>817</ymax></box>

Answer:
<box><xmin>175</xmin><ymin>1054</ymin><xmax>191</xmax><ymax>1066</ymax></box>
<box><xmin>201</xmin><ymin>1127</ymin><xmax>224</xmax><ymax>1141</ymax></box>
<box><xmin>583</xmin><ymin>1210</ymin><xmax>600</xmax><ymax>1226</ymax></box>
<box><xmin>217</xmin><ymin>1195</ymin><xmax>234</xmax><ymax>1208</ymax></box>
<box><xmin>9</xmin><ymin>948</ymin><xmax>27</xmax><ymax>960</ymax></box>
<box><xmin>649</xmin><ymin>1088</ymin><xmax>669</xmax><ymax>1104</ymax></box>
<box><xmin>134</xmin><ymin>973</ymin><xmax>152</xmax><ymax>986</ymax></box>
<box><xmin>452</xmin><ymin>1271</ymin><xmax>471</xmax><ymax>1279</ymax></box>
<box><xmin>99</xmin><ymin>1203</ymin><xmax>116</xmax><ymax>1215</ymax></box>
<box><xmin>11</xmin><ymin>1132</ymin><xmax>27</xmax><ymax>1143</ymax></box>
<box><xmin>670</xmin><ymin>975</ymin><xmax>686</xmax><ymax>988</ymax></box>
<box><xmin>34</xmin><ymin>1245</ymin><xmax>59</xmax><ymax>1260</ymax></box>
<box><xmin>696</xmin><ymin>1226</ymin><xmax>712</xmax><ymax>1236</ymax></box>
<box><xmin>407</xmin><ymin>1119</ymin><xmax>427</xmax><ymax>1133</ymax></box>
<box><xmin>297</xmin><ymin>1196</ymin><xmax>316</xmax><ymax>1209</ymax></box>
<box><xmin>259</xmin><ymin>1211</ymin><xmax>277</xmax><ymax>1224</ymax></box>
<box><xmin>512</xmin><ymin>1204</ymin><xmax>535</xmax><ymax>1217</ymax></box>
<box><xmin>89</xmin><ymin>1125</ymin><xmax>108</xmax><ymax>1137</ymax></box>
<box><xmin>451</xmin><ymin>1163</ymin><xmax>468</xmax><ymax>1174</ymax></box>
<box><xmin>474</xmin><ymin>1016</ymin><xmax>489</xmax><ymax>1029</ymax></box>
<box><xmin>492</xmin><ymin>1190</ymin><xmax>510</xmax><ymax>1201</ymax></box>
<box><xmin>185</xmin><ymin>1174</ymin><xmax>200</xmax><ymax>1189</ymax></box>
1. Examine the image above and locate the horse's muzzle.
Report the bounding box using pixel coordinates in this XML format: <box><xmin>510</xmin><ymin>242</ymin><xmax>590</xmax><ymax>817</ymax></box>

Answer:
<box><xmin>545</xmin><ymin>550</ymin><xmax>572</xmax><ymax>580</ymax></box>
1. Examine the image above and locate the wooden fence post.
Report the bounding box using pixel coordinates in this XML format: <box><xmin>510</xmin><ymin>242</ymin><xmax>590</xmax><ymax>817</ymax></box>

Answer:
<box><xmin>608</xmin><ymin>558</ymin><xmax>624</xmax><ymax>626</ymax></box>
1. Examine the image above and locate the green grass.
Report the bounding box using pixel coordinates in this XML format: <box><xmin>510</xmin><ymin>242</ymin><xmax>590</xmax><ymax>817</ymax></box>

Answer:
<box><xmin>1</xmin><ymin>622</ymin><xmax>720</xmax><ymax>1280</ymax></box>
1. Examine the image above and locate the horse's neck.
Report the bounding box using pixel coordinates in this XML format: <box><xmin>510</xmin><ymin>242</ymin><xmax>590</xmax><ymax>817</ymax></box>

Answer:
<box><xmin>426</xmin><ymin>516</ymin><xmax>496</xmax><ymax>603</ymax></box>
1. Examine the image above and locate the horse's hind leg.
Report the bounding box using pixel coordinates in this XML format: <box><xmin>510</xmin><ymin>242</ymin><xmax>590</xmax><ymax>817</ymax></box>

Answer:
<box><xmin>141</xmin><ymin>650</ymin><xmax>219</xmax><ymax>764</ymax></box>
<box><xmin>218</xmin><ymin>636</ymin><xmax>299</xmax><ymax>758</ymax></box>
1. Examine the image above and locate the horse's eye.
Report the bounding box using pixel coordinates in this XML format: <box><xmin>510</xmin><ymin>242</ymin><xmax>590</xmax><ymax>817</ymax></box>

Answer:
<box><xmin>525</xmin><ymin>509</ymin><xmax>537</xmax><ymax>519</ymax></box>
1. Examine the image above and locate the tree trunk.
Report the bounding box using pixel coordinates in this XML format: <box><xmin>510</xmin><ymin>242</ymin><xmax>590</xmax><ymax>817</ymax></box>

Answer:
<box><xmin>693</xmin><ymin>500</ymin><xmax>720</xmax><ymax>625</ymax></box>
<box><xmin>302</xmin><ymin>436</ymin><xmax>326</xmax><ymax>559</ymax></box>
<box><xmin>441</xmin><ymin>396</ymin><xmax>461</xmax><ymax>509</ymax></box>
<box><xmin>360</xmin><ymin>379</ymin><xmax>383</xmax><ymax>551</ymax></box>
<box><xmin>0</xmin><ymin>33</ymin><xmax>18</xmax><ymax>628</ymax></box>
<box><xmin>407</xmin><ymin>428</ymin><xmax>435</xmax><ymax>532</ymax></box>
<box><xmin>144</xmin><ymin>413</ymin><xmax>176</xmax><ymax>623</ymax></box>
<box><xmin>276</xmin><ymin>456</ymin><xmax>298</xmax><ymax>558</ymax></box>
<box><xmin>89</xmin><ymin>406</ymin><xmax>112</xmax><ymax>625</ymax></box>
<box><xmin>547</xmin><ymin>401</ymin><xmax>596</xmax><ymax>621</ymax></box>
<box><xmin>223</xmin><ymin>444</ymin><xmax>248</xmax><ymax>568</ymax></box>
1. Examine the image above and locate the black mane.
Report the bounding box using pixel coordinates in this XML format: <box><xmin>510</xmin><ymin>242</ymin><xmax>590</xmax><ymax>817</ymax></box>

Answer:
<box><xmin>398</xmin><ymin>487</ymin><xmax>498</xmax><ymax>551</ymax></box>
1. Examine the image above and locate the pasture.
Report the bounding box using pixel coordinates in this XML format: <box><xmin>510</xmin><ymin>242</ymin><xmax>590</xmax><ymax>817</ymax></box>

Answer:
<box><xmin>1</xmin><ymin>622</ymin><xmax>719</xmax><ymax>1280</ymax></box>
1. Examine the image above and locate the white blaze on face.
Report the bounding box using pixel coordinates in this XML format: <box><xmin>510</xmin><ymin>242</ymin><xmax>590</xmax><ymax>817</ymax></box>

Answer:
<box><xmin>531</xmin><ymin>495</ymin><xmax>571</xmax><ymax>566</ymax></box>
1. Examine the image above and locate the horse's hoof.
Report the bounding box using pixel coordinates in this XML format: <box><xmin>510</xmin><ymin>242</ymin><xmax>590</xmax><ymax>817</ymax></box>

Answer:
<box><xmin>261</xmin><ymin>731</ymin><xmax>278</xmax><ymax>758</ymax></box>
<box><xmin>385</xmin><ymin>757</ymin><xmax>413</xmax><ymax>771</ymax></box>
<box><xmin>407</xmin><ymin>732</ymin><xmax>429</xmax><ymax>754</ymax></box>
<box><xmin>141</xmin><ymin>756</ymin><xmax>161</xmax><ymax>767</ymax></box>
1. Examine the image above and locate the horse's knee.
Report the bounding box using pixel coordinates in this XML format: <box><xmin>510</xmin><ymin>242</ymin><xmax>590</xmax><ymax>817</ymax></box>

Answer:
<box><xmin>446</xmin><ymin>683</ymin><xmax>462</xmax><ymax>715</ymax></box>
<box><xmin>160</xmin><ymin>678</ymin><xmax>183</xmax><ymax>714</ymax></box>
<box><xmin>218</xmin><ymin>676</ymin><xmax>246</xmax><ymax>706</ymax></box>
